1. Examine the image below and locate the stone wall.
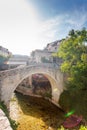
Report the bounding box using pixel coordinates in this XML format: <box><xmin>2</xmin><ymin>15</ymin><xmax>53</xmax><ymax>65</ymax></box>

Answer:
<box><xmin>0</xmin><ymin>109</ymin><xmax>12</xmax><ymax>130</ymax></box>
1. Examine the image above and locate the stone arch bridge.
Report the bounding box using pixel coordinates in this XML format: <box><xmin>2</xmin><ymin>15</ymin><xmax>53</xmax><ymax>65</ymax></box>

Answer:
<box><xmin>0</xmin><ymin>63</ymin><xmax>64</xmax><ymax>108</ymax></box>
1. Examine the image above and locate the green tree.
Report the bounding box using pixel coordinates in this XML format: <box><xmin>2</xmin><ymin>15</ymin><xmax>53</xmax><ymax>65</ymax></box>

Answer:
<box><xmin>0</xmin><ymin>55</ymin><xmax>8</xmax><ymax>65</ymax></box>
<box><xmin>57</xmin><ymin>28</ymin><xmax>87</xmax><ymax>89</ymax></box>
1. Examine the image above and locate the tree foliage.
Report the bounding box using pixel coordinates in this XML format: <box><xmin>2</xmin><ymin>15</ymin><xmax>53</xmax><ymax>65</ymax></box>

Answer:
<box><xmin>0</xmin><ymin>55</ymin><xmax>8</xmax><ymax>65</ymax></box>
<box><xmin>57</xmin><ymin>28</ymin><xmax>87</xmax><ymax>89</ymax></box>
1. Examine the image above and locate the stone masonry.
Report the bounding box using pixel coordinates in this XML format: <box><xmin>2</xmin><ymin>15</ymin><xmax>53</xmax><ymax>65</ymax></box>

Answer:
<box><xmin>0</xmin><ymin>109</ymin><xmax>12</xmax><ymax>130</ymax></box>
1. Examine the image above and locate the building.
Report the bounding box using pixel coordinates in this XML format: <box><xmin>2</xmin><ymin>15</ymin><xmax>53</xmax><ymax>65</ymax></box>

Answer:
<box><xmin>30</xmin><ymin>40</ymin><xmax>62</xmax><ymax>64</ymax></box>
<box><xmin>44</xmin><ymin>40</ymin><xmax>62</xmax><ymax>52</ymax></box>
<box><xmin>30</xmin><ymin>49</ymin><xmax>53</xmax><ymax>63</ymax></box>
<box><xmin>8</xmin><ymin>55</ymin><xmax>30</xmax><ymax>68</ymax></box>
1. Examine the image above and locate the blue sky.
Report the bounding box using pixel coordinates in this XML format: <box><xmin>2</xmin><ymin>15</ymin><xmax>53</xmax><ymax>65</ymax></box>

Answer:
<box><xmin>30</xmin><ymin>0</ymin><xmax>87</xmax><ymax>19</ymax></box>
<box><xmin>0</xmin><ymin>0</ymin><xmax>87</xmax><ymax>55</ymax></box>
<box><xmin>29</xmin><ymin>0</ymin><xmax>87</xmax><ymax>41</ymax></box>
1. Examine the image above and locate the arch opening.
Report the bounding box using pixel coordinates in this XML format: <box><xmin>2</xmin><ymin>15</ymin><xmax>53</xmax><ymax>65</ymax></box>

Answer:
<box><xmin>15</xmin><ymin>73</ymin><xmax>52</xmax><ymax>99</ymax></box>
<box><xmin>9</xmin><ymin>73</ymin><xmax>54</xmax><ymax>119</ymax></box>
<box><xmin>9</xmin><ymin>71</ymin><xmax>61</xmax><ymax>116</ymax></box>
<box><xmin>8</xmin><ymin>72</ymin><xmax>60</xmax><ymax>110</ymax></box>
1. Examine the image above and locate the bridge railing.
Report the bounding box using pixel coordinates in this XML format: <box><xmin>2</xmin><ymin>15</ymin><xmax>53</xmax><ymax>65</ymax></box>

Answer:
<box><xmin>27</xmin><ymin>62</ymin><xmax>60</xmax><ymax>68</ymax></box>
<box><xmin>0</xmin><ymin>63</ymin><xmax>60</xmax><ymax>72</ymax></box>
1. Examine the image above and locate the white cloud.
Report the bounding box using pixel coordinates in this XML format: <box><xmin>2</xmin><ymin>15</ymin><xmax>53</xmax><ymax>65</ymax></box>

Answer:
<box><xmin>41</xmin><ymin>9</ymin><xmax>87</xmax><ymax>41</ymax></box>
<box><xmin>37</xmin><ymin>16</ymin><xmax>63</xmax><ymax>45</ymax></box>
<box><xmin>66</xmin><ymin>10</ymin><xmax>87</xmax><ymax>29</ymax></box>
<box><xmin>37</xmin><ymin>9</ymin><xmax>87</xmax><ymax>47</ymax></box>
<box><xmin>0</xmin><ymin>1</ymin><xmax>87</xmax><ymax>55</ymax></box>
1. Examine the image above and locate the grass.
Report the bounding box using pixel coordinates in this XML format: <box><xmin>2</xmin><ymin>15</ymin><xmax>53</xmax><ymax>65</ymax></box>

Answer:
<box><xmin>57</xmin><ymin>125</ymin><xmax>87</xmax><ymax>130</ymax></box>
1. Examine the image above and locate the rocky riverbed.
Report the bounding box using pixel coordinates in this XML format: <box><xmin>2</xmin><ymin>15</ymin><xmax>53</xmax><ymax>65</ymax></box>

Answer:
<box><xmin>10</xmin><ymin>92</ymin><xmax>65</xmax><ymax>130</ymax></box>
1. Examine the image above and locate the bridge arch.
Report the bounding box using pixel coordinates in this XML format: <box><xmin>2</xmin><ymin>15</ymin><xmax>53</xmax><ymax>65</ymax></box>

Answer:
<box><xmin>0</xmin><ymin>64</ymin><xmax>64</xmax><ymax>108</ymax></box>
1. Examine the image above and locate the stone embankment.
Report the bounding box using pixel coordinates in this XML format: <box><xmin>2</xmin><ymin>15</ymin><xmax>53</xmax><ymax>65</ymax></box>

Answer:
<box><xmin>16</xmin><ymin>86</ymin><xmax>60</xmax><ymax>108</ymax></box>
<box><xmin>0</xmin><ymin>109</ymin><xmax>12</xmax><ymax>130</ymax></box>
<box><xmin>16</xmin><ymin>86</ymin><xmax>44</xmax><ymax>98</ymax></box>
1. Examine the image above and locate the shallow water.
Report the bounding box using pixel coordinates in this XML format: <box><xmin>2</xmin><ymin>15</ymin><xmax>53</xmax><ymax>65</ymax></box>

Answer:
<box><xmin>10</xmin><ymin>92</ymin><xmax>64</xmax><ymax>130</ymax></box>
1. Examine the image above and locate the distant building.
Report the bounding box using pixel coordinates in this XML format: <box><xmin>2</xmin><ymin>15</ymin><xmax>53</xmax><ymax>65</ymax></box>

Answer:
<box><xmin>8</xmin><ymin>55</ymin><xmax>30</xmax><ymax>68</ymax></box>
<box><xmin>44</xmin><ymin>40</ymin><xmax>62</xmax><ymax>52</ymax></box>
<box><xmin>30</xmin><ymin>40</ymin><xmax>62</xmax><ymax>64</ymax></box>
<box><xmin>30</xmin><ymin>49</ymin><xmax>53</xmax><ymax>63</ymax></box>
<box><xmin>44</xmin><ymin>40</ymin><xmax>63</xmax><ymax>65</ymax></box>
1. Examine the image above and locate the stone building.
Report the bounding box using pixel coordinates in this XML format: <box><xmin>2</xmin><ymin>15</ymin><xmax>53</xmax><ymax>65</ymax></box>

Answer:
<box><xmin>45</xmin><ymin>40</ymin><xmax>63</xmax><ymax>65</ymax></box>
<box><xmin>30</xmin><ymin>49</ymin><xmax>53</xmax><ymax>63</ymax></box>
<box><xmin>44</xmin><ymin>40</ymin><xmax>62</xmax><ymax>52</ymax></box>
<box><xmin>30</xmin><ymin>40</ymin><xmax>62</xmax><ymax>64</ymax></box>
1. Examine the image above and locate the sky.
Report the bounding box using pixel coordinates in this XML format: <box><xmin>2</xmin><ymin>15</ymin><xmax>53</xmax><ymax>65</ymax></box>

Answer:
<box><xmin>0</xmin><ymin>0</ymin><xmax>87</xmax><ymax>55</ymax></box>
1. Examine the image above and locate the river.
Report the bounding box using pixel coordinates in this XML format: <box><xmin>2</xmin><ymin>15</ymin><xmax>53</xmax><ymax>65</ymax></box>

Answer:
<box><xmin>10</xmin><ymin>92</ymin><xmax>65</xmax><ymax>130</ymax></box>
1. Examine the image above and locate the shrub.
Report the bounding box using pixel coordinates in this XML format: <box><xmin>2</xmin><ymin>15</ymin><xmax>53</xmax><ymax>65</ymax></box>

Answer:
<box><xmin>79</xmin><ymin>125</ymin><xmax>87</xmax><ymax>130</ymax></box>
<box><xmin>57</xmin><ymin>126</ymin><xmax>68</xmax><ymax>130</ymax></box>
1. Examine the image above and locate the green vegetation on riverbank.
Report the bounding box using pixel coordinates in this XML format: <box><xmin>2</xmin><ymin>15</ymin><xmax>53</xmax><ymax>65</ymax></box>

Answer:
<box><xmin>54</xmin><ymin>28</ymin><xmax>87</xmax><ymax>129</ymax></box>
<box><xmin>59</xmin><ymin>89</ymin><xmax>87</xmax><ymax>120</ymax></box>
<box><xmin>56</xmin><ymin>28</ymin><xmax>87</xmax><ymax>90</ymax></box>
<box><xmin>58</xmin><ymin>125</ymin><xmax>87</xmax><ymax>130</ymax></box>
<box><xmin>55</xmin><ymin>28</ymin><xmax>87</xmax><ymax>117</ymax></box>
